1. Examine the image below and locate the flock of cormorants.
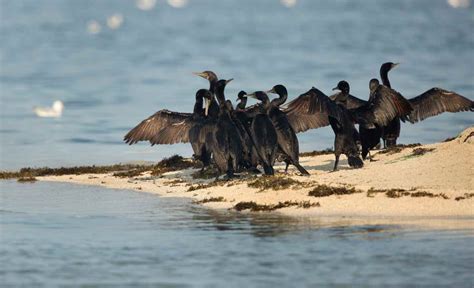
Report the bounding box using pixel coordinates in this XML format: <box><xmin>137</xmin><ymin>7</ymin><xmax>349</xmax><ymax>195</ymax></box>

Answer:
<box><xmin>124</xmin><ymin>63</ymin><xmax>473</xmax><ymax>178</ymax></box>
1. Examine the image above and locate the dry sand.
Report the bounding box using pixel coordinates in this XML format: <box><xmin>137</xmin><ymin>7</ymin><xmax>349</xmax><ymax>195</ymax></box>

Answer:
<box><xmin>40</xmin><ymin>127</ymin><xmax>474</xmax><ymax>229</ymax></box>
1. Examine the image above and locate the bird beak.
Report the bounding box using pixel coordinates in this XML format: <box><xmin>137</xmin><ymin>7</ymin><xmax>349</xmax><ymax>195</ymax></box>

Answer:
<box><xmin>392</xmin><ymin>63</ymin><xmax>400</xmax><ymax>69</ymax></box>
<box><xmin>225</xmin><ymin>78</ymin><xmax>234</xmax><ymax>84</ymax></box>
<box><xmin>246</xmin><ymin>92</ymin><xmax>256</xmax><ymax>99</ymax></box>
<box><xmin>193</xmin><ymin>72</ymin><xmax>207</xmax><ymax>79</ymax></box>
<box><xmin>332</xmin><ymin>87</ymin><xmax>340</xmax><ymax>91</ymax></box>
<box><xmin>266</xmin><ymin>88</ymin><xmax>276</xmax><ymax>94</ymax></box>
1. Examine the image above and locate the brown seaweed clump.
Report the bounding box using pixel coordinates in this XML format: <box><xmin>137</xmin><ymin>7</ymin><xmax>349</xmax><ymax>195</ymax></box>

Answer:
<box><xmin>151</xmin><ymin>155</ymin><xmax>198</xmax><ymax>176</ymax></box>
<box><xmin>299</xmin><ymin>148</ymin><xmax>334</xmax><ymax>157</ymax></box>
<box><xmin>411</xmin><ymin>147</ymin><xmax>435</xmax><ymax>156</ymax></box>
<box><xmin>17</xmin><ymin>176</ymin><xmax>38</xmax><ymax>183</ymax></box>
<box><xmin>308</xmin><ymin>185</ymin><xmax>358</xmax><ymax>197</ymax></box>
<box><xmin>454</xmin><ymin>193</ymin><xmax>474</xmax><ymax>201</ymax></box>
<box><xmin>247</xmin><ymin>176</ymin><xmax>311</xmax><ymax>191</ymax></box>
<box><xmin>193</xmin><ymin>197</ymin><xmax>226</xmax><ymax>204</ymax></box>
<box><xmin>233</xmin><ymin>201</ymin><xmax>320</xmax><ymax>212</ymax></box>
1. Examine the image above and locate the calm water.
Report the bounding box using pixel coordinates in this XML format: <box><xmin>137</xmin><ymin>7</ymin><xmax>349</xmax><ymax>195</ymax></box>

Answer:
<box><xmin>1</xmin><ymin>1</ymin><xmax>474</xmax><ymax>286</ymax></box>
<box><xmin>1</xmin><ymin>181</ymin><xmax>473</xmax><ymax>287</ymax></box>
<box><xmin>0</xmin><ymin>0</ymin><xmax>473</xmax><ymax>170</ymax></box>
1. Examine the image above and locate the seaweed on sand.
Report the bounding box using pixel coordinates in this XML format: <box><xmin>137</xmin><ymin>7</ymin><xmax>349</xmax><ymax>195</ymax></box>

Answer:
<box><xmin>151</xmin><ymin>155</ymin><xmax>198</xmax><ymax>176</ymax></box>
<box><xmin>299</xmin><ymin>148</ymin><xmax>334</xmax><ymax>157</ymax></box>
<box><xmin>193</xmin><ymin>197</ymin><xmax>226</xmax><ymax>204</ymax></box>
<box><xmin>308</xmin><ymin>185</ymin><xmax>359</xmax><ymax>197</ymax></box>
<box><xmin>247</xmin><ymin>176</ymin><xmax>312</xmax><ymax>191</ymax></box>
<box><xmin>233</xmin><ymin>201</ymin><xmax>320</xmax><ymax>212</ymax></box>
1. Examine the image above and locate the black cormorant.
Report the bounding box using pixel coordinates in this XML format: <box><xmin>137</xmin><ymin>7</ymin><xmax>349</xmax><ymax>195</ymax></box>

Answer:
<box><xmin>266</xmin><ymin>85</ymin><xmax>310</xmax><ymax>175</ymax></box>
<box><xmin>123</xmin><ymin>89</ymin><xmax>214</xmax><ymax>168</ymax></box>
<box><xmin>286</xmin><ymin>80</ymin><xmax>412</xmax><ymax>171</ymax></box>
<box><xmin>205</xmin><ymin>79</ymin><xmax>244</xmax><ymax>179</ymax></box>
<box><xmin>245</xmin><ymin>91</ymin><xmax>279</xmax><ymax>175</ymax></box>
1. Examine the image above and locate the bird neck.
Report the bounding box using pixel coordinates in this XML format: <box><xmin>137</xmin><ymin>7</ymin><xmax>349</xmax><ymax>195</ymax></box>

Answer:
<box><xmin>209</xmin><ymin>79</ymin><xmax>218</xmax><ymax>95</ymax></box>
<box><xmin>193</xmin><ymin>95</ymin><xmax>204</xmax><ymax>115</ymax></box>
<box><xmin>380</xmin><ymin>68</ymin><xmax>391</xmax><ymax>88</ymax></box>
<box><xmin>215</xmin><ymin>87</ymin><xmax>226</xmax><ymax>105</ymax></box>
<box><xmin>236</xmin><ymin>98</ymin><xmax>247</xmax><ymax>110</ymax></box>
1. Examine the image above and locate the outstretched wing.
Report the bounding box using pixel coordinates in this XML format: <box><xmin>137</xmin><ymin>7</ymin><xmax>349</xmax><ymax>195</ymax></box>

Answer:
<box><xmin>407</xmin><ymin>88</ymin><xmax>473</xmax><ymax>123</ymax></box>
<box><xmin>352</xmin><ymin>86</ymin><xmax>412</xmax><ymax>128</ymax></box>
<box><xmin>124</xmin><ymin>110</ymin><xmax>192</xmax><ymax>145</ymax></box>
<box><xmin>284</xmin><ymin>88</ymin><xmax>343</xmax><ymax>132</ymax></box>
<box><xmin>330</xmin><ymin>93</ymin><xmax>368</xmax><ymax>109</ymax></box>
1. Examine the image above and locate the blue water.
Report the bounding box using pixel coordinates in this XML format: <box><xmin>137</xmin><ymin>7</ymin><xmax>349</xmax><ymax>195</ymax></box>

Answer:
<box><xmin>0</xmin><ymin>0</ymin><xmax>473</xmax><ymax>170</ymax></box>
<box><xmin>1</xmin><ymin>181</ymin><xmax>473</xmax><ymax>287</ymax></box>
<box><xmin>1</xmin><ymin>1</ymin><xmax>474</xmax><ymax>286</ymax></box>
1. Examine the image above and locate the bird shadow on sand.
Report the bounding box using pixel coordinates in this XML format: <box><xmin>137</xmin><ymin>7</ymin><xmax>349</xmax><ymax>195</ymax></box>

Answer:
<box><xmin>301</xmin><ymin>158</ymin><xmax>353</xmax><ymax>172</ymax></box>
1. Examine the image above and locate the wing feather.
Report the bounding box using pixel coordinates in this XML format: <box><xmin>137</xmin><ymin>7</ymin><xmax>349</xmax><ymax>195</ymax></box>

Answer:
<box><xmin>124</xmin><ymin>110</ymin><xmax>192</xmax><ymax>145</ymax></box>
<box><xmin>408</xmin><ymin>88</ymin><xmax>473</xmax><ymax>123</ymax></box>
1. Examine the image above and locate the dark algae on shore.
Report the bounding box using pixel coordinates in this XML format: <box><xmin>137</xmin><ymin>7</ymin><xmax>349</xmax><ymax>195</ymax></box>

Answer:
<box><xmin>0</xmin><ymin>154</ymin><xmax>196</xmax><ymax>180</ymax></box>
<box><xmin>233</xmin><ymin>201</ymin><xmax>320</xmax><ymax>212</ymax></box>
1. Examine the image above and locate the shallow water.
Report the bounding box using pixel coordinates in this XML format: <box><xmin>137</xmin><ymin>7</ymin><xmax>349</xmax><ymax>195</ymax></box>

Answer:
<box><xmin>1</xmin><ymin>181</ymin><xmax>473</xmax><ymax>287</ymax></box>
<box><xmin>0</xmin><ymin>0</ymin><xmax>473</xmax><ymax>170</ymax></box>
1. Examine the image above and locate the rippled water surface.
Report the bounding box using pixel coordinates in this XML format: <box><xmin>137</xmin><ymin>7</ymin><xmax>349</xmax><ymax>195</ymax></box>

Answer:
<box><xmin>1</xmin><ymin>0</ymin><xmax>473</xmax><ymax>170</ymax></box>
<box><xmin>1</xmin><ymin>181</ymin><xmax>473</xmax><ymax>287</ymax></box>
<box><xmin>1</xmin><ymin>1</ymin><xmax>473</xmax><ymax>286</ymax></box>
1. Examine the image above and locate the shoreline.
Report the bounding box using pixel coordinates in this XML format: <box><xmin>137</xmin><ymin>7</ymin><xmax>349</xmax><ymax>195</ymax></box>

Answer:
<box><xmin>33</xmin><ymin>127</ymin><xmax>474</xmax><ymax>229</ymax></box>
<box><xmin>1</xmin><ymin>127</ymin><xmax>472</xmax><ymax>229</ymax></box>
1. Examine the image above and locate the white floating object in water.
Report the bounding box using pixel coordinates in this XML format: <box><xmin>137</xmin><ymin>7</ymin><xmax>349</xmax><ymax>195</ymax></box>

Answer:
<box><xmin>167</xmin><ymin>0</ymin><xmax>188</xmax><ymax>8</ymax></box>
<box><xmin>136</xmin><ymin>0</ymin><xmax>156</xmax><ymax>10</ymax></box>
<box><xmin>447</xmin><ymin>0</ymin><xmax>470</xmax><ymax>8</ymax></box>
<box><xmin>281</xmin><ymin>0</ymin><xmax>297</xmax><ymax>8</ymax></box>
<box><xmin>34</xmin><ymin>100</ymin><xmax>64</xmax><ymax>118</ymax></box>
<box><xmin>107</xmin><ymin>13</ymin><xmax>124</xmax><ymax>29</ymax></box>
<box><xmin>87</xmin><ymin>20</ymin><xmax>101</xmax><ymax>34</ymax></box>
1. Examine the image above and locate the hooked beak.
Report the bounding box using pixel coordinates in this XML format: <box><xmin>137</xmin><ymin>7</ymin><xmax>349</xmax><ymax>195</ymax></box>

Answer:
<box><xmin>332</xmin><ymin>87</ymin><xmax>340</xmax><ymax>91</ymax></box>
<box><xmin>225</xmin><ymin>78</ymin><xmax>233</xmax><ymax>84</ymax></box>
<box><xmin>391</xmin><ymin>63</ymin><xmax>400</xmax><ymax>69</ymax></box>
<box><xmin>192</xmin><ymin>71</ymin><xmax>208</xmax><ymax>79</ymax></box>
<box><xmin>266</xmin><ymin>88</ymin><xmax>276</xmax><ymax>94</ymax></box>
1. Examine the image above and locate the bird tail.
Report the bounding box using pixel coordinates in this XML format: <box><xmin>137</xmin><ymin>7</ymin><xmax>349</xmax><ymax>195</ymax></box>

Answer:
<box><xmin>348</xmin><ymin>156</ymin><xmax>364</xmax><ymax>169</ymax></box>
<box><xmin>293</xmin><ymin>162</ymin><xmax>310</xmax><ymax>176</ymax></box>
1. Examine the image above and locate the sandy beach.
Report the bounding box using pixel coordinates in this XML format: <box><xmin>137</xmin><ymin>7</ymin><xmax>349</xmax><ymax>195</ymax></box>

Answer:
<box><xmin>37</xmin><ymin>127</ymin><xmax>474</xmax><ymax>229</ymax></box>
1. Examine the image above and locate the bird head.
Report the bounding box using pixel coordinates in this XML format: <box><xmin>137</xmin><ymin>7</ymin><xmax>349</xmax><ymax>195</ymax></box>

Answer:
<box><xmin>192</xmin><ymin>71</ymin><xmax>218</xmax><ymax>82</ymax></box>
<box><xmin>332</xmin><ymin>80</ymin><xmax>350</xmax><ymax>95</ymax></box>
<box><xmin>266</xmin><ymin>84</ymin><xmax>287</xmax><ymax>96</ymax></box>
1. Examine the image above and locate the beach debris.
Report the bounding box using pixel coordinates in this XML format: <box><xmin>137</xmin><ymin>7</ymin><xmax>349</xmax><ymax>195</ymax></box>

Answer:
<box><xmin>454</xmin><ymin>193</ymin><xmax>474</xmax><ymax>201</ymax></box>
<box><xmin>151</xmin><ymin>155</ymin><xmax>198</xmax><ymax>176</ymax></box>
<box><xmin>17</xmin><ymin>176</ymin><xmax>37</xmax><ymax>183</ymax></box>
<box><xmin>299</xmin><ymin>148</ymin><xmax>334</xmax><ymax>157</ymax></box>
<box><xmin>193</xmin><ymin>197</ymin><xmax>226</xmax><ymax>204</ymax></box>
<box><xmin>247</xmin><ymin>175</ymin><xmax>311</xmax><ymax>191</ymax></box>
<box><xmin>367</xmin><ymin>188</ymin><xmax>449</xmax><ymax>199</ymax></box>
<box><xmin>233</xmin><ymin>201</ymin><xmax>319</xmax><ymax>212</ymax></box>
<box><xmin>412</xmin><ymin>147</ymin><xmax>435</xmax><ymax>156</ymax></box>
<box><xmin>33</xmin><ymin>100</ymin><xmax>64</xmax><ymax>118</ymax></box>
<box><xmin>308</xmin><ymin>185</ymin><xmax>359</xmax><ymax>197</ymax></box>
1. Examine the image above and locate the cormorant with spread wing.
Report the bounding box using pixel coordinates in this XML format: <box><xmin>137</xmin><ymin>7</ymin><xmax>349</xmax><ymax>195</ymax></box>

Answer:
<box><xmin>337</xmin><ymin>62</ymin><xmax>474</xmax><ymax>151</ymax></box>
<box><xmin>123</xmin><ymin>89</ymin><xmax>214</xmax><ymax>168</ymax></box>
<box><xmin>286</xmin><ymin>80</ymin><xmax>412</xmax><ymax>171</ymax></box>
